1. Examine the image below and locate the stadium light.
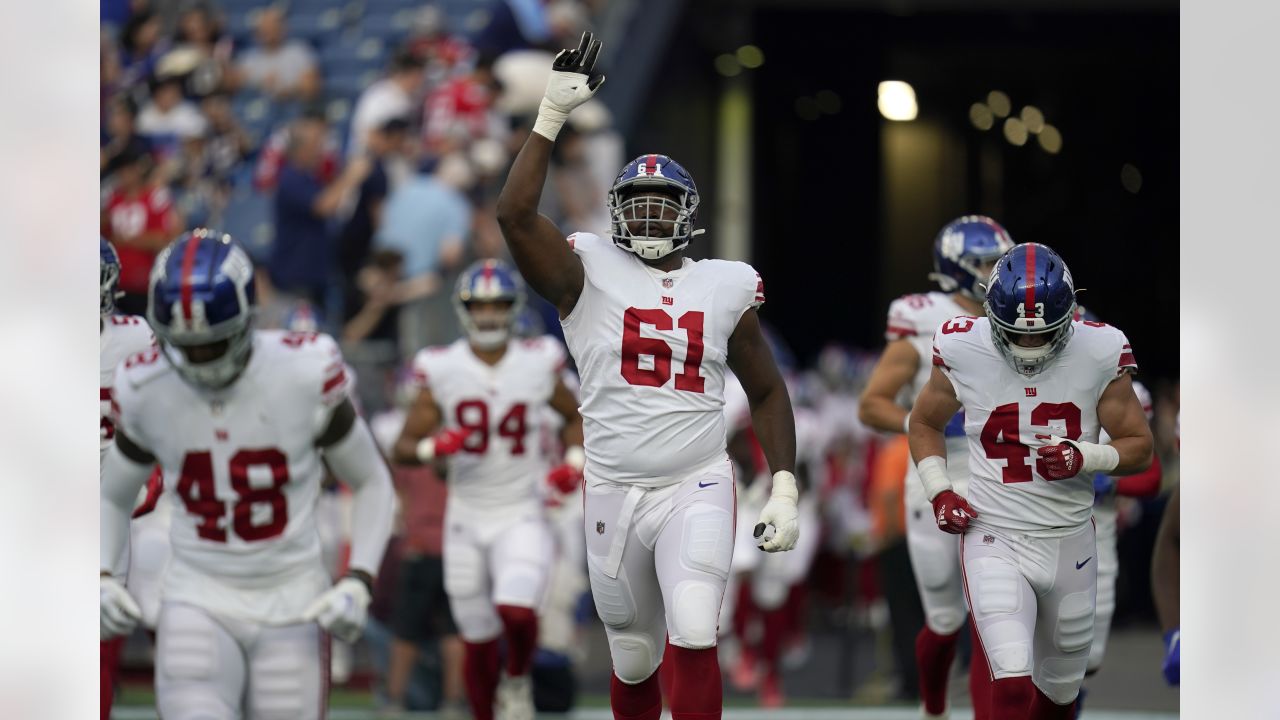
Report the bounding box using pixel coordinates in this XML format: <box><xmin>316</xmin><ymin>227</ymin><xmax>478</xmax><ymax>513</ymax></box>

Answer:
<box><xmin>878</xmin><ymin>81</ymin><xmax>917</xmax><ymax>121</ymax></box>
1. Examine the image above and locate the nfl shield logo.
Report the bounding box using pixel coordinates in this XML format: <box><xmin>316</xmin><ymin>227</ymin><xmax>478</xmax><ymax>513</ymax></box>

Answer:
<box><xmin>983</xmin><ymin>534</ymin><xmax>995</xmax><ymax>545</ymax></box>
<box><xmin>662</xmin><ymin>278</ymin><xmax>673</xmax><ymax>288</ymax></box>
<box><xmin>596</xmin><ymin>521</ymin><xmax>606</xmax><ymax>535</ymax></box>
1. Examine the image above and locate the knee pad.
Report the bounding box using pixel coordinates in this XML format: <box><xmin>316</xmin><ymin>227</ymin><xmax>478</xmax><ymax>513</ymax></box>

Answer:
<box><xmin>680</xmin><ymin>505</ymin><xmax>733</xmax><ymax>580</ymax></box>
<box><xmin>493</xmin><ymin>561</ymin><xmax>547</xmax><ymax>608</ymax></box>
<box><xmin>1035</xmin><ymin>657</ymin><xmax>1087</xmax><ymax>705</ymax></box>
<box><xmin>444</xmin><ymin>547</ymin><xmax>487</xmax><ymax>599</ymax></box>
<box><xmin>1053</xmin><ymin>592</ymin><xmax>1095</xmax><ymax>654</ymax></box>
<box><xmin>588</xmin><ymin>554</ymin><xmax>637</xmax><ymax>629</ymax></box>
<box><xmin>449</xmin><ymin>593</ymin><xmax>502</xmax><ymax>642</ymax></box>
<box><xmin>981</xmin><ymin>620</ymin><xmax>1032</xmax><ymax>677</ymax></box>
<box><xmin>925</xmin><ymin>606</ymin><xmax>966</xmax><ymax>636</ymax></box>
<box><xmin>610</xmin><ymin>632</ymin><xmax>661</xmax><ymax>684</ymax></box>
<box><xmin>668</xmin><ymin>580</ymin><xmax>720</xmax><ymax>649</ymax></box>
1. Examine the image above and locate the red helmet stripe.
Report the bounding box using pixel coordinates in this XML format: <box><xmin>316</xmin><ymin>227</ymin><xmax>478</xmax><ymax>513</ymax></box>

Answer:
<box><xmin>180</xmin><ymin>236</ymin><xmax>201</xmax><ymax>322</ymax></box>
<box><xmin>645</xmin><ymin>154</ymin><xmax>657</xmax><ymax>175</ymax></box>
<box><xmin>1023</xmin><ymin>244</ymin><xmax>1037</xmax><ymax>318</ymax></box>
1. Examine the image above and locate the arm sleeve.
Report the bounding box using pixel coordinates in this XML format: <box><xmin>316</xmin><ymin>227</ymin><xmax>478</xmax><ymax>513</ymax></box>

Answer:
<box><xmin>101</xmin><ymin>443</ymin><xmax>154</xmax><ymax>574</ymax></box>
<box><xmin>322</xmin><ymin>417</ymin><xmax>397</xmax><ymax>576</ymax></box>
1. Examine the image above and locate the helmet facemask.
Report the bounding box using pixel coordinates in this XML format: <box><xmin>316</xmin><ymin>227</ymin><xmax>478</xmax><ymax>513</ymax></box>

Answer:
<box><xmin>608</xmin><ymin>184</ymin><xmax>700</xmax><ymax>260</ymax></box>
<box><xmin>456</xmin><ymin>299</ymin><xmax>516</xmax><ymax>350</ymax></box>
<box><xmin>101</xmin><ymin>260</ymin><xmax>121</xmax><ymax>319</ymax></box>
<box><xmin>156</xmin><ymin>319</ymin><xmax>255</xmax><ymax>389</ymax></box>
<box><xmin>986</xmin><ymin>306</ymin><xmax>1076</xmax><ymax>377</ymax></box>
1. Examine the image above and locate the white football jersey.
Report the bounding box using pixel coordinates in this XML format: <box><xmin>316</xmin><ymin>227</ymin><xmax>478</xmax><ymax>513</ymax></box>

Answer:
<box><xmin>561</xmin><ymin>232</ymin><xmax>763</xmax><ymax>485</ymax></box>
<box><xmin>933</xmin><ymin>317</ymin><xmax>1137</xmax><ymax>536</ymax></box>
<box><xmin>111</xmin><ymin>330</ymin><xmax>352</xmax><ymax>623</ymax></box>
<box><xmin>884</xmin><ymin>292</ymin><xmax>973</xmax><ymax>503</ymax></box>
<box><xmin>411</xmin><ymin>336</ymin><xmax>566</xmax><ymax>510</ymax></box>
<box><xmin>101</xmin><ymin>315</ymin><xmax>154</xmax><ymax>456</ymax></box>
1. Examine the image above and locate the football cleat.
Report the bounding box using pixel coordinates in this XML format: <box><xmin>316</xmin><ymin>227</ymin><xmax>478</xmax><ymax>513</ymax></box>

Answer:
<box><xmin>984</xmin><ymin>242</ymin><xmax>1077</xmax><ymax>376</ymax></box>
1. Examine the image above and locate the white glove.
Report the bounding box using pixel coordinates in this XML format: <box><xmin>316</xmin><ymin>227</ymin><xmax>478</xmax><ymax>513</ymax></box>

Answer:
<box><xmin>101</xmin><ymin>575</ymin><xmax>141</xmax><ymax>640</ymax></box>
<box><xmin>754</xmin><ymin>471</ymin><xmax>800</xmax><ymax>552</ymax></box>
<box><xmin>302</xmin><ymin>577</ymin><xmax>372</xmax><ymax>643</ymax></box>
<box><xmin>533</xmin><ymin>31</ymin><xmax>606</xmax><ymax>141</ymax></box>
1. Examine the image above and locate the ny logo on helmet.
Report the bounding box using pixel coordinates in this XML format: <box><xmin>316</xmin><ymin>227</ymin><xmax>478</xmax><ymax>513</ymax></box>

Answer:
<box><xmin>1016</xmin><ymin>302</ymin><xmax>1045</xmax><ymax>317</ymax></box>
<box><xmin>940</xmin><ymin>229</ymin><xmax>965</xmax><ymax>261</ymax></box>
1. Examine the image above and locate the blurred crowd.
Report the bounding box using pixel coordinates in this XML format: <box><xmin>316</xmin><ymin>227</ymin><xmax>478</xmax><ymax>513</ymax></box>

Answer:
<box><xmin>100</xmin><ymin>0</ymin><xmax>1182</xmax><ymax>712</ymax></box>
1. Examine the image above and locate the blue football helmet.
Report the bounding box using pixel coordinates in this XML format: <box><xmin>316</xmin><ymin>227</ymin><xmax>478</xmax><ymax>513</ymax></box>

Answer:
<box><xmin>984</xmin><ymin>242</ymin><xmax>1078</xmax><ymax>376</ymax></box>
<box><xmin>607</xmin><ymin>154</ymin><xmax>704</xmax><ymax>260</ymax></box>
<box><xmin>101</xmin><ymin>237</ymin><xmax>122</xmax><ymax>319</ymax></box>
<box><xmin>453</xmin><ymin>259</ymin><xmax>525</xmax><ymax>350</ymax></box>
<box><xmin>929</xmin><ymin>215</ymin><xmax>1015</xmax><ymax>300</ymax></box>
<box><xmin>147</xmin><ymin>229</ymin><xmax>257</xmax><ymax>389</ymax></box>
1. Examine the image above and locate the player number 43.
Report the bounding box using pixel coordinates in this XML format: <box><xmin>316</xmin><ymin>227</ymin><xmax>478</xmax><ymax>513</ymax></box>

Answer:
<box><xmin>620</xmin><ymin>308</ymin><xmax>705</xmax><ymax>393</ymax></box>
<box><xmin>981</xmin><ymin>402</ymin><xmax>1082</xmax><ymax>483</ymax></box>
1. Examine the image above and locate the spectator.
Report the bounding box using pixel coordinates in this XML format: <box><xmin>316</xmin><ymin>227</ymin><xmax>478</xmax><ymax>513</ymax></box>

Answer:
<box><xmin>232</xmin><ymin>7</ymin><xmax>321</xmax><ymax>100</ymax></box>
<box><xmin>471</xmin><ymin>0</ymin><xmax>551</xmax><ymax>56</ymax></box>
<box><xmin>420</xmin><ymin>52</ymin><xmax>505</xmax><ymax>157</ymax></box>
<box><xmin>137</xmin><ymin>74</ymin><xmax>208</xmax><ymax>157</ymax></box>
<box><xmin>374</xmin><ymin>152</ymin><xmax>473</xmax><ymax>358</ymax></box>
<box><xmin>117</xmin><ymin>10</ymin><xmax>169</xmax><ymax>92</ymax></box>
<box><xmin>347</xmin><ymin>50</ymin><xmax>426</xmax><ymax>161</ymax></box>
<box><xmin>338</xmin><ymin>118</ymin><xmax>407</xmax><ymax>290</ymax></box>
<box><xmin>405</xmin><ymin>5</ymin><xmax>473</xmax><ymax>89</ymax></box>
<box><xmin>254</xmin><ymin>120</ymin><xmax>339</xmax><ymax>192</ymax></box>
<box><xmin>165</xmin><ymin>2</ymin><xmax>234</xmax><ymax>98</ymax></box>
<box><xmin>267</xmin><ymin>115</ymin><xmax>371</xmax><ymax>309</ymax></box>
<box><xmin>101</xmin><ymin>96</ymin><xmax>153</xmax><ymax>178</ymax></box>
<box><xmin>101</xmin><ymin>148</ymin><xmax>184</xmax><ymax>315</ymax></box>
<box><xmin>341</xmin><ymin>250</ymin><xmax>404</xmax><ymax>416</ymax></box>
<box><xmin>200</xmin><ymin>91</ymin><xmax>256</xmax><ymax>181</ymax></box>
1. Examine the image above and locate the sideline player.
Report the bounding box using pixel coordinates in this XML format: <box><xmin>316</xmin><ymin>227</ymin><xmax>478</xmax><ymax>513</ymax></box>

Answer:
<box><xmin>100</xmin><ymin>237</ymin><xmax>165</xmax><ymax>719</ymax></box>
<box><xmin>393</xmin><ymin>258</ymin><xmax>585</xmax><ymax>720</ymax></box>
<box><xmin>99</xmin><ymin>229</ymin><xmax>397</xmax><ymax>719</ymax></box>
<box><xmin>495</xmin><ymin>31</ymin><xmax>800</xmax><ymax>720</ymax></box>
<box><xmin>907</xmin><ymin>242</ymin><xmax>1153</xmax><ymax>719</ymax></box>
<box><xmin>858</xmin><ymin>216</ymin><xmax>1013</xmax><ymax>719</ymax></box>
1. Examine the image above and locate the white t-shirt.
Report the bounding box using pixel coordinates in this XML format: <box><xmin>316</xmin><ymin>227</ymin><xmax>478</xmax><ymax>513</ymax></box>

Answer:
<box><xmin>561</xmin><ymin>232</ymin><xmax>763</xmax><ymax>485</ymax></box>
<box><xmin>112</xmin><ymin>330</ymin><xmax>352</xmax><ymax>623</ymax></box>
<box><xmin>933</xmin><ymin>317</ymin><xmax>1137</xmax><ymax>536</ymax></box>
<box><xmin>236</xmin><ymin>41</ymin><xmax>318</xmax><ymax>94</ymax></box>
<box><xmin>347</xmin><ymin>78</ymin><xmax>412</xmax><ymax>159</ymax></box>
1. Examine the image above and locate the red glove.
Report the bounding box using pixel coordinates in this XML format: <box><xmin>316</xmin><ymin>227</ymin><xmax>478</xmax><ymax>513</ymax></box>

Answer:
<box><xmin>931</xmin><ymin>490</ymin><xmax>977</xmax><ymax>534</ymax></box>
<box><xmin>431</xmin><ymin>427</ymin><xmax>473</xmax><ymax>457</ymax></box>
<box><xmin>1037</xmin><ymin>440</ymin><xmax>1083</xmax><ymax>480</ymax></box>
<box><xmin>546</xmin><ymin>463</ymin><xmax>583</xmax><ymax>494</ymax></box>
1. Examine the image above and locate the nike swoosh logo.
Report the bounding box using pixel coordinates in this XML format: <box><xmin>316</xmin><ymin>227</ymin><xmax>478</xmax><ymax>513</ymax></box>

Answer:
<box><xmin>1076</xmin><ymin>557</ymin><xmax>1093</xmax><ymax>569</ymax></box>
<box><xmin>698</xmin><ymin>481</ymin><xmax>719</xmax><ymax>488</ymax></box>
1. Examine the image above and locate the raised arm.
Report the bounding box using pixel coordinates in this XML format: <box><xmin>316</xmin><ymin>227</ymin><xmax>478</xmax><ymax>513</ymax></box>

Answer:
<box><xmin>495</xmin><ymin>31</ymin><xmax>604</xmax><ymax>318</ymax></box>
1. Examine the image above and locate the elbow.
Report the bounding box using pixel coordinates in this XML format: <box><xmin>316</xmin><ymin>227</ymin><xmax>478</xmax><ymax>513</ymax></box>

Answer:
<box><xmin>391</xmin><ymin>439</ymin><xmax>416</xmax><ymax>465</ymax></box>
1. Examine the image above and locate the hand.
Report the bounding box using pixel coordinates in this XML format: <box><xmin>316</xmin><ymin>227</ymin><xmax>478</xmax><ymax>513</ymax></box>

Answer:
<box><xmin>101</xmin><ymin>575</ymin><xmax>142</xmax><ymax>640</ymax></box>
<box><xmin>544</xmin><ymin>31</ymin><xmax>606</xmax><ymax>114</ymax></box>
<box><xmin>755</xmin><ymin>471</ymin><xmax>800</xmax><ymax>552</ymax></box>
<box><xmin>432</xmin><ymin>427</ymin><xmax>472</xmax><ymax>457</ymax></box>
<box><xmin>1162</xmin><ymin>628</ymin><xmax>1180</xmax><ymax>686</ymax></box>
<box><xmin>1037</xmin><ymin>439</ymin><xmax>1084</xmax><ymax>480</ymax></box>
<box><xmin>931</xmin><ymin>489</ymin><xmax>977</xmax><ymax>534</ymax></box>
<box><xmin>301</xmin><ymin>577</ymin><xmax>372</xmax><ymax>643</ymax></box>
<box><xmin>342</xmin><ymin>155</ymin><xmax>373</xmax><ymax>183</ymax></box>
<box><xmin>546</xmin><ymin>463</ymin><xmax>583</xmax><ymax>494</ymax></box>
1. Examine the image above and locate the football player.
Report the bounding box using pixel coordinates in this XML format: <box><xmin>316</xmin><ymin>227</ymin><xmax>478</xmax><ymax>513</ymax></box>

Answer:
<box><xmin>99</xmin><ymin>237</ymin><xmax>165</xmax><ymax>720</ymax></box>
<box><xmin>907</xmin><ymin>243</ymin><xmax>1153</xmax><ymax>719</ymax></box>
<box><xmin>99</xmin><ymin>229</ymin><xmax>397</xmax><ymax>720</ymax></box>
<box><xmin>495</xmin><ymin>31</ymin><xmax>799</xmax><ymax>720</ymax></box>
<box><xmin>392</xmin><ymin>258</ymin><xmax>585</xmax><ymax>720</ymax></box>
<box><xmin>858</xmin><ymin>216</ymin><xmax>1013</xmax><ymax>720</ymax></box>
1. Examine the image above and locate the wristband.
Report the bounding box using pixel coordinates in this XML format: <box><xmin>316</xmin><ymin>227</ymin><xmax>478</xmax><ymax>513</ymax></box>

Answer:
<box><xmin>902</xmin><ymin>412</ymin><xmax>912</xmax><ymax>435</ymax></box>
<box><xmin>415</xmin><ymin>437</ymin><xmax>437</xmax><ymax>463</ymax></box>
<box><xmin>564</xmin><ymin>445</ymin><xmax>586</xmax><ymax>472</ymax></box>
<box><xmin>916</xmin><ymin>456</ymin><xmax>952</xmax><ymax>501</ymax></box>
<box><xmin>770</xmin><ymin>470</ymin><xmax>798</xmax><ymax>502</ymax></box>
<box><xmin>532</xmin><ymin>99</ymin><xmax>569</xmax><ymax>142</ymax></box>
<box><xmin>1063</xmin><ymin>438</ymin><xmax>1120</xmax><ymax>474</ymax></box>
